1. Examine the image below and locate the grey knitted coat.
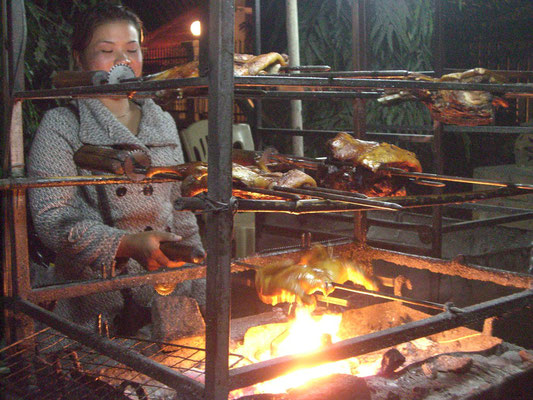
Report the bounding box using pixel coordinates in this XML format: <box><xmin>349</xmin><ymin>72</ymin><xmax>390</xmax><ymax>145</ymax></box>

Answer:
<box><xmin>28</xmin><ymin>98</ymin><xmax>203</xmax><ymax>332</ymax></box>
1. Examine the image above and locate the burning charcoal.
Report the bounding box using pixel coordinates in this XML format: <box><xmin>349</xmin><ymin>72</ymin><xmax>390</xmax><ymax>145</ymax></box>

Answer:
<box><xmin>237</xmin><ymin>394</ymin><xmax>289</xmax><ymax>400</ymax></box>
<box><xmin>287</xmin><ymin>373</ymin><xmax>371</xmax><ymax>400</ymax></box>
<box><xmin>412</xmin><ymin>386</ymin><xmax>430</xmax><ymax>399</ymax></box>
<box><xmin>434</xmin><ymin>355</ymin><xmax>473</xmax><ymax>373</ymax></box>
<box><xmin>519</xmin><ymin>350</ymin><xmax>533</xmax><ymax>363</ymax></box>
<box><xmin>151</xmin><ymin>295</ymin><xmax>205</xmax><ymax>341</ymax></box>
<box><xmin>378</xmin><ymin>348</ymin><xmax>406</xmax><ymax>377</ymax></box>
<box><xmin>421</xmin><ymin>363</ymin><xmax>437</xmax><ymax>379</ymax></box>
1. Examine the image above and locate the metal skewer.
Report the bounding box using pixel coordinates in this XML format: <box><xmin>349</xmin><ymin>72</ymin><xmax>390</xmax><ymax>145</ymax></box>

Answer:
<box><xmin>329</xmin><ymin>282</ymin><xmax>445</xmax><ymax>311</ymax></box>
<box><xmin>271</xmin><ymin>185</ymin><xmax>403</xmax><ymax>211</ymax></box>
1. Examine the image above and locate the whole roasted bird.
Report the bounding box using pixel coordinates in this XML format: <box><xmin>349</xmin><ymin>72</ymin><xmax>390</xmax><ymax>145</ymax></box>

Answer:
<box><xmin>317</xmin><ymin>132</ymin><xmax>422</xmax><ymax>196</ymax></box>
<box><xmin>181</xmin><ymin>163</ymin><xmax>316</xmax><ymax>197</ymax></box>
<box><xmin>148</xmin><ymin>52</ymin><xmax>288</xmax><ymax>80</ymax></box>
<box><xmin>378</xmin><ymin>68</ymin><xmax>509</xmax><ymax>126</ymax></box>
<box><xmin>255</xmin><ymin>244</ymin><xmax>379</xmax><ymax>308</ymax></box>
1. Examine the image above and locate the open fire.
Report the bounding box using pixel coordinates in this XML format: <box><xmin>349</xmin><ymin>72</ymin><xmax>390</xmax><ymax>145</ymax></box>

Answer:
<box><xmin>230</xmin><ymin>308</ymin><xmax>363</xmax><ymax>397</ymax></box>
<box><xmin>226</xmin><ymin>299</ymin><xmax>530</xmax><ymax>399</ymax></box>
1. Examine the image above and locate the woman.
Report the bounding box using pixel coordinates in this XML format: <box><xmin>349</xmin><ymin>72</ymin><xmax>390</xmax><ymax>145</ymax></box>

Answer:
<box><xmin>28</xmin><ymin>3</ymin><xmax>203</xmax><ymax>334</ymax></box>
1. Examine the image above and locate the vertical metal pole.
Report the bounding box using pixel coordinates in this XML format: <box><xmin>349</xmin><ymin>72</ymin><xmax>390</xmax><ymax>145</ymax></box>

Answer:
<box><xmin>205</xmin><ymin>1</ymin><xmax>234</xmax><ymax>399</ymax></box>
<box><xmin>286</xmin><ymin>0</ymin><xmax>304</xmax><ymax>157</ymax></box>
<box><xmin>431</xmin><ymin>0</ymin><xmax>444</xmax><ymax>258</ymax></box>
<box><xmin>253</xmin><ymin>0</ymin><xmax>263</xmax><ymax>149</ymax></box>
<box><xmin>2</xmin><ymin>0</ymin><xmax>33</xmax><ymax>345</ymax></box>
<box><xmin>432</xmin><ymin>0</ymin><xmax>444</xmax><ymax>76</ymax></box>
<box><xmin>352</xmin><ymin>0</ymin><xmax>368</xmax><ymax>244</ymax></box>
<box><xmin>431</xmin><ymin>121</ymin><xmax>444</xmax><ymax>258</ymax></box>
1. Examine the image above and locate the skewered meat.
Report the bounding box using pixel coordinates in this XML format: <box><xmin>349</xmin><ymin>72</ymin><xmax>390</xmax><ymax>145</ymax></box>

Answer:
<box><xmin>255</xmin><ymin>245</ymin><xmax>379</xmax><ymax>308</ymax></box>
<box><xmin>148</xmin><ymin>52</ymin><xmax>288</xmax><ymax>80</ymax></box>
<box><xmin>317</xmin><ymin>132</ymin><xmax>421</xmax><ymax>196</ymax></box>
<box><xmin>317</xmin><ymin>164</ymin><xmax>408</xmax><ymax>197</ymax></box>
<box><xmin>181</xmin><ymin>163</ymin><xmax>316</xmax><ymax>197</ymax></box>
<box><xmin>327</xmin><ymin>132</ymin><xmax>422</xmax><ymax>173</ymax></box>
<box><xmin>378</xmin><ymin>68</ymin><xmax>508</xmax><ymax>126</ymax></box>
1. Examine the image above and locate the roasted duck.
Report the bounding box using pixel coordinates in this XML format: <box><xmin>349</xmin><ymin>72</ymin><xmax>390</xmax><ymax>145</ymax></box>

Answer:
<box><xmin>378</xmin><ymin>68</ymin><xmax>509</xmax><ymax>126</ymax></box>
<box><xmin>181</xmin><ymin>163</ymin><xmax>317</xmax><ymax>197</ymax></box>
<box><xmin>255</xmin><ymin>244</ymin><xmax>379</xmax><ymax>308</ymax></box>
<box><xmin>317</xmin><ymin>132</ymin><xmax>422</xmax><ymax>196</ymax></box>
<box><xmin>148</xmin><ymin>52</ymin><xmax>288</xmax><ymax>80</ymax></box>
<box><xmin>327</xmin><ymin>132</ymin><xmax>422</xmax><ymax>173</ymax></box>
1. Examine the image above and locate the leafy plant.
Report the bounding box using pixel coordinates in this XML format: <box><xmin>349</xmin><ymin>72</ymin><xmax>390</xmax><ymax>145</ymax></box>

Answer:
<box><xmin>366</xmin><ymin>0</ymin><xmax>433</xmax><ymax>130</ymax></box>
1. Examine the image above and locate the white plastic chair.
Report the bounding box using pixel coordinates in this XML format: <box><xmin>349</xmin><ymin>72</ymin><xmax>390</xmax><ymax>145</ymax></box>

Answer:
<box><xmin>180</xmin><ymin>120</ymin><xmax>256</xmax><ymax>258</ymax></box>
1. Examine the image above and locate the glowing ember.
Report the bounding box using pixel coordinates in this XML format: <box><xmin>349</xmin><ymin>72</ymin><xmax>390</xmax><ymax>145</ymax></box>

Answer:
<box><xmin>233</xmin><ymin>308</ymin><xmax>360</xmax><ymax>396</ymax></box>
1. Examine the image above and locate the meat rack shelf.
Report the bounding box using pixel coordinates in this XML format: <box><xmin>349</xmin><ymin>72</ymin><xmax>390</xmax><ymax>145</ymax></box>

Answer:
<box><xmin>14</xmin><ymin>73</ymin><xmax>533</xmax><ymax>101</ymax></box>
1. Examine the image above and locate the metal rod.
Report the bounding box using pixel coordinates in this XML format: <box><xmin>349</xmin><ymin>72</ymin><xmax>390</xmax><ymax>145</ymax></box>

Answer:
<box><xmin>382</xmin><ymin>187</ymin><xmax>529</xmax><ymax>208</ymax></box>
<box><xmin>27</xmin><ymin>264</ymin><xmax>209</xmax><ymax>303</ymax></box>
<box><xmin>330</xmin><ymin>282</ymin><xmax>445</xmax><ymax>311</ymax></box>
<box><xmin>271</xmin><ymin>186</ymin><xmax>403</xmax><ymax>210</ymax></box>
<box><xmin>7</xmin><ymin>298</ymin><xmax>205</xmax><ymax>397</ymax></box>
<box><xmin>204</xmin><ymin>1</ymin><xmax>234</xmax><ymax>398</ymax></box>
<box><xmin>286</xmin><ymin>0</ymin><xmax>304</xmax><ymax>157</ymax></box>
<box><xmin>0</xmin><ymin>174</ymin><xmax>177</xmax><ymax>191</ymax></box>
<box><xmin>442</xmin><ymin>212</ymin><xmax>533</xmax><ymax>233</ymax></box>
<box><xmin>15</xmin><ymin>74</ymin><xmax>533</xmax><ymax>101</ymax></box>
<box><xmin>234</xmin><ymin>75</ymin><xmax>533</xmax><ymax>94</ymax></box>
<box><xmin>258</xmin><ymin>127</ymin><xmax>434</xmax><ymax>142</ymax></box>
<box><xmin>235</xmin><ymin>90</ymin><xmax>382</xmax><ymax>100</ymax></box>
<box><xmin>228</xmin><ymin>289</ymin><xmax>533</xmax><ymax>390</ymax></box>
<box><xmin>384</xmin><ymin>168</ymin><xmax>533</xmax><ymax>190</ymax></box>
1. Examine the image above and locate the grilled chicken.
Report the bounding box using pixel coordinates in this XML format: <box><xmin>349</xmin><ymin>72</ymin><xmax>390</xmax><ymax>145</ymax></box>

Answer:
<box><xmin>317</xmin><ymin>132</ymin><xmax>421</xmax><ymax>196</ymax></box>
<box><xmin>378</xmin><ymin>68</ymin><xmax>508</xmax><ymax>126</ymax></box>
<box><xmin>148</xmin><ymin>52</ymin><xmax>288</xmax><ymax>80</ymax></box>
<box><xmin>255</xmin><ymin>245</ymin><xmax>379</xmax><ymax>308</ymax></box>
<box><xmin>181</xmin><ymin>163</ymin><xmax>317</xmax><ymax>197</ymax></box>
<box><xmin>327</xmin><ymin>132</ymin><xmax>422</xmax><ymax>173</ymax></box>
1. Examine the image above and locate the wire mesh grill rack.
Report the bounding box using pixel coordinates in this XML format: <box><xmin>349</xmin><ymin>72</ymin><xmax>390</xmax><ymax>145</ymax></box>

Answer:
<box><xmin>0</xmin><ymin>328</ymin><xmax>246</xmax><ymax>399</ymax></box>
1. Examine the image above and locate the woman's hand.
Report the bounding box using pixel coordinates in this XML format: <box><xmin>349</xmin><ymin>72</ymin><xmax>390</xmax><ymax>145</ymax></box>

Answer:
<box><xmin>117</xmin><ymin>231</ymin><xmax>183</xmax><ymax>271</ymax></box>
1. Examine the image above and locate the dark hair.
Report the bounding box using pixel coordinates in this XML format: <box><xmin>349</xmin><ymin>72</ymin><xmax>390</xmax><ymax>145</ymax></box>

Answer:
<box><xmin>71</xmin><ymin>3</ymin><xmax>144</xmax><ymax>55</ymax></box>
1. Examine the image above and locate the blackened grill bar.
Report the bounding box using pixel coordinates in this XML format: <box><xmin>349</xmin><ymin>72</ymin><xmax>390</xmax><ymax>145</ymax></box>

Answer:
<box><xmin>227</xmin><ymin>289</ymin><xmax>533</xmax><ymax>390</ymax></box>
<box><xmin>5</xmin><ymin>299</ymin><xmax>206</xmax><ymax>397</ymax></box>
<box><xmin>14</xmin><ymin>73</ymin><xmax>533</xmax><ymax>101</ymax></box>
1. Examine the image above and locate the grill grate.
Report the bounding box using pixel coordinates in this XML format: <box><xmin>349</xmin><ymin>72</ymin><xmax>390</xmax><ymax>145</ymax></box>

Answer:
<box><xmin>0</xmin><ymin>328</ymin><xmax>246</xmax><ymax>399</ymax></box>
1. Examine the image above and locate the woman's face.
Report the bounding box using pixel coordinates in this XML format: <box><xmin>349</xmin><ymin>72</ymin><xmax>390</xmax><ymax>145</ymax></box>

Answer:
<box><xmin>77</xmin><ymin>20</ymin><xmax>142</xmax><ymax>77</ymax></box>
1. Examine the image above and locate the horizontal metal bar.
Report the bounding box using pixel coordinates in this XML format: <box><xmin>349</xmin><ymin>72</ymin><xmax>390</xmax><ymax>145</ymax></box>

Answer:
<box><xmin>385</xmin><ymin>168</ymin><xmax>533</xmax><ymax>190</ymax></box>
<box><xmin>235</xmin><ymin>90</ymin><xmax>382</xmax><ymax>100</ymax></box>
<box><xmin>442</xmin><ymin>212</ymin><xmax>533</xmax><ymax>233</ymax></box>
<box><xmin>271</xmin><ymin>186</ymin><xmax>403</xmax><ymax>211</ymax></box>
<box><xmin>0</xmin><ymin>174</ymin><xmax>177</xmax><ymax>191</ymax></box>
<box><xmin>330</xmin><ymin>282</ymin><xmax>445</xmax><ymax>311</ymax></box>
<box><xmin>442</xmin><ymin>125</ymin><xmax>533</xmax><ymax>134</ymax></box>
<box><xmin>15</xmin><ymin>77</ymin><xmax>209</xmax><ymax>100</ymax></box>
<box><xmin>383</xmin><ymin>187</ymin><xmax>530</xmax><ymax>208</ymax></box>
<box><xmin>28</xmin><ymin>264</ymin><xmax>208</xmax><ymax>303</ymax></box>
<box><xmin>449</xmin><ymin>202</ymin><xmax>533</xmax><ymax>215</ymax></box>
<box><xmin>7</xmin><ymin>299</ymin><xmax>205</xmax><ymax>396</ymax></box>
<box><xmin>229</xmin><ymin>289</ymin><xmax>533</xmax><ymax>390</ymax></box>
<box><xmin>15</xmin><ymin>74</ymin><xmax>532</xmax><ymax>100</ymax></box>
<box><xmin>236</xmin><ymin>198</ymin><xmax>391</xmax><ymax>213</ymax></box>
<box><xmin>257</xmin><ymin>127</ymin><xmax>434</xmax><ymax>142</ymax></box>
<box><xmin>235</xmin><ymin>75</ymin><xmax>533</xmax><ymax>94</ymax></box>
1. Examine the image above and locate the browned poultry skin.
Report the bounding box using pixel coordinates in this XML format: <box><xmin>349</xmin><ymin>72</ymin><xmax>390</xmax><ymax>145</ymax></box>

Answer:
<box><xmin>181</xmin><ymin>163</ymin><xmax>317</xmax><ymax>197</ymax></box>
<box><xmin>255</xmin><ymin>245</ymin><xmax>379</xmax><ymax>308</ymax></box>
<box><xmin>327</xmin><ymin>132</ymin><xmax>422</xmax><ymax>173</ymax></box>
<box><xmin>148</xmin><ymin>52</ymin><xmax>288</xmax><ymax>80</ymax></box>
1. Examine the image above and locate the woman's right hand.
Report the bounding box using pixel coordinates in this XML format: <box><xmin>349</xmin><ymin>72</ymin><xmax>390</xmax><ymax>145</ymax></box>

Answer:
<box><xmin>117</xmin><ymin>231</ymin><xmax>183</xmax><ymax>271</ymax></box>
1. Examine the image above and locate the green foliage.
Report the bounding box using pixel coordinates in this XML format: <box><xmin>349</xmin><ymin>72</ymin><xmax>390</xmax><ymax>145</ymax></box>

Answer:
<box><xmin>259</xmin><ymin>0</ymin><xmax>435</xmax><ymax>155</ymax></box>
<box><xmin>22</xmin><ymin>0</ymin><xmax>101</xmax><ymax>143</ymax></box>
<box><xmin>366</xmin><ymin>0</ymin><xmax>433</xmax><ymax>129</ymax></box>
